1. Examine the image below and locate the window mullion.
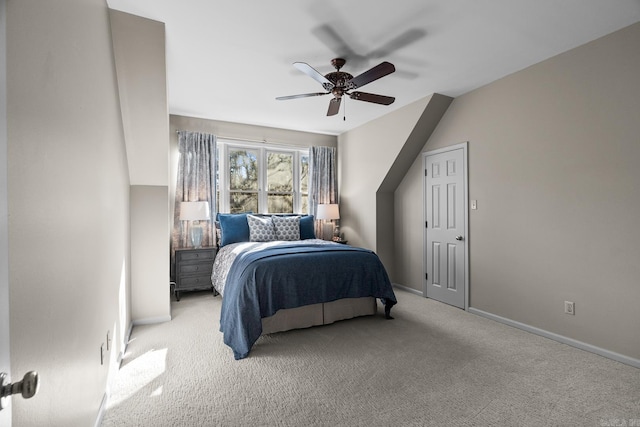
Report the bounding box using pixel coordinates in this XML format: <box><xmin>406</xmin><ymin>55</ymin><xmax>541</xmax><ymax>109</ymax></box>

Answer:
<box><xmin>220</xmin><ymin>143</ymin><xmax>229</xmax><ymax>213</ymax></box>
<box><xmin>293</xmin><ymin>151</ymin><xmax>300</xmax><ymax>213</ymax></box>
<box><xmin>258</xmin><ymin>147</ymin><xmax>267</xmax><ymax>213</ymax></box>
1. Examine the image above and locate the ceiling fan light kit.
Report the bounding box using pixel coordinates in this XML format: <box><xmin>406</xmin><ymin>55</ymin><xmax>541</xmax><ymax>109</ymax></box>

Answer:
<box><xmin>276</xmin><ymin>58</ymin><xmax>396</xmax><ymax>117</ymax></box>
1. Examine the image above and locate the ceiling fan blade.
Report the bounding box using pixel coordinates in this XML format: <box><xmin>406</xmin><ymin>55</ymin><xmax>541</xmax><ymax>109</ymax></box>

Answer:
<box><xmin>276</xmin><ymin>92</ymin><xmax>329</xmax><ymax>101</ymax></box>
<box><xmin>311</xmin><ymin>25</ymin><xmax>367</xmax><ymax>69</ymax></box>
<box><xmin>367</xmin><ymin>28</ymin><xmax>427</xmax><ymax>59</ymax></box>
<box><xmin>349</xmin><ymin>91</ymin><xmax>395</xmax><ymax>105</ymax></box>
<box><xmin>346</xmin><ymin>61</ymin><xmax>395</xmax><ymax>90</ymax></box>
<box><xmin>326</xmin><ymin>97</ymin><xmax>341</xmax><ymax>116</ymax></box>
<box><xmin>293</xmin><ymin>62</ymin><xmax>335</xmax><ymax>91</ymax></box>
<box><xmin>311</xmin><ymin>24</ymin><xmax>356</xmax><ymax>58</ymax></box>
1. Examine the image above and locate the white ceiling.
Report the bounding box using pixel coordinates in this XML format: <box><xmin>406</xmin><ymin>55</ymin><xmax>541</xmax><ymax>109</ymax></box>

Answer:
<box><xmin>106</xmin><ymin>0</ymin><xmax>640</xmax><ymax>136</ymax></box>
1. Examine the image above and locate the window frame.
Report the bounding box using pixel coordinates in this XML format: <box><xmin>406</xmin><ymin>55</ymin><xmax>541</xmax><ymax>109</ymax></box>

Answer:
<box><xmin>218</xmin><ymin>139</ymin><xmax>309</xmax><ymax>214</ymax></box>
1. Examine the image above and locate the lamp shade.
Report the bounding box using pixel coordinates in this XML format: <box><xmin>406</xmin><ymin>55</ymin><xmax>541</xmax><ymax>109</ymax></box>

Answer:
<box><xmin>316</xmin><ymin>203</ymin><xmax>340</xmax><ymax>220</ymax></box>
<box><xmin>180</xmin><ymin>201</ymin><xmax>210</xmax><ymax>221</ymax></box>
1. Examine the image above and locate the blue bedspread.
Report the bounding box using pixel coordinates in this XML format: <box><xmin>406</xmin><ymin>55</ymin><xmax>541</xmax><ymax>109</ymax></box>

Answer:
<box><xmin>219</xmin><ymin>242</ymin><xmax>397</xmax><ymax>359</ymax></box>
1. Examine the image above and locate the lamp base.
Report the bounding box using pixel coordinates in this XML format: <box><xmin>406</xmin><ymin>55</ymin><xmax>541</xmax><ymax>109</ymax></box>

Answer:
<box><xmin>322</xmin><ymin>222</ymin><xmax>334</xmax><ymax>241</ymax></box>
<box><xmin>190</xmin><ymin>225</ymin><xmax>204</xmax><ymax>248</ymax></box>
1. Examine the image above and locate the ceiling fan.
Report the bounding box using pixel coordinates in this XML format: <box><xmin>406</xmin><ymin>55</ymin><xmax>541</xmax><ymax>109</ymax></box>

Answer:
<box><xmin>276</xmin><ymin>58</ymin><xmax>396</xmax><ymax>116</ymax></box>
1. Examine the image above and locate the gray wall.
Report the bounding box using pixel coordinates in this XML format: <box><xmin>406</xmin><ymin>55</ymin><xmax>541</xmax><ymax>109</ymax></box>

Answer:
<box><xmin>110</xmin><ymin>10</ymin><xmax>171</xmax><ymax>324</ymax></box>
<box><xmin>338</xmin><ymin>94</ymin><xmax>451</xmax><ymax>277</ymax></box>
<box><xmin>110</xmin><ymin>9</ymin><xmax>169</xmax><ymax>186</ymax></box>
<box><xmin>130</xmin><ymin>185</ymin><xmax>170</xmax><ymax>322</ymax></box>
<box><xmin>395</xmin><ymin>22</ymin><xmax>640</xmax><ymax>360</ymax></box>
<box><xmin>6</xmin><ymin>0</ymin><xmax>130</xmax><ymax>425</ymax></box>
<box><xmin>338</xmin><ymin>95</ymin><xmax>435</xmax><ymax>253</ymax></box>
<box><xmin>170</xmin><ymin>115</ymin><xmax>337</xmax><ymax>149</ymax></box>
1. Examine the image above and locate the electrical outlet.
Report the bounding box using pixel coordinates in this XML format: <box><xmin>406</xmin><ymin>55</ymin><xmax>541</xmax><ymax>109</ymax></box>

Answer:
<box><xmin>564</xmin><ymin>301</ymin><xmax>575</xmax><ymax>315</ymax></box>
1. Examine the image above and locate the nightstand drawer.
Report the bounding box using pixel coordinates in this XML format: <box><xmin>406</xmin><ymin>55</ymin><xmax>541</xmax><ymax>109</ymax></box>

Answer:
<box><xmin>178</xmin><ymin>275</ymin><xmax>212</xmax><ymax>288</ymax></box>
<box><xmin>178</xmin><ymin>263</ymin><xmax>213</xmax><ymax>276</ymax></box>
<box><xmin>176</xmin><ymin>249</ymin><xmax>216</xmax><ymax>262</ymax></box>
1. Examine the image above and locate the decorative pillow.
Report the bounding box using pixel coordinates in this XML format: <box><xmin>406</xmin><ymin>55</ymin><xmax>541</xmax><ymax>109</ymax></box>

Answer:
<box><xmin>299</xmin><ymin>215</ymin><xmax>316</xmax><ymax>240</ymax></box>
<box><xmin>218</xmin><ymin>213</ymin><xmax>251</xmax><ymax>246</ymax></box>
<box><xmin>273</xmin><ymin>216</ymin><xmax>300</xmax><ymax>241</ymax></box>
<box><xmin>247</xmin><ymin>214</ymin><xmax>277</xmax><ymax>242</ymax></box>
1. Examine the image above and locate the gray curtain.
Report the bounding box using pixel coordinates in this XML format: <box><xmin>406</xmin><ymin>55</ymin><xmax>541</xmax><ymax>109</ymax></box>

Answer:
<box><xmin>309</xmin><ymin>146</ymin><xmax>338</xmax><ymax>238</ymax></box>
<box><xmin>171</xmin><ymin>131</ymin><xmax>217</xmax><ymax>277</ymax></box>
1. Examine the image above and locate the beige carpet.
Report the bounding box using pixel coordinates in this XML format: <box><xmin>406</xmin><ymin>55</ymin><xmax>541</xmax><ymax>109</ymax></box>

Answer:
<box><xmin>102</xmin><ymin>289</ymin><xmax>640</xmax><ymax>426</ymax></box>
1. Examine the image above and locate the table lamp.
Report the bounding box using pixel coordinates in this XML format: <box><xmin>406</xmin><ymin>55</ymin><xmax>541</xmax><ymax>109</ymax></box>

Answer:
<box><xmin>180</xmin><ymin>201</ymin><xmax>210</xmax><ymax>248</ymax></box>
<box><xmin>316</xmin><ymin>203</ymin><xmax>340</xmax><ymax>241</ymax></box>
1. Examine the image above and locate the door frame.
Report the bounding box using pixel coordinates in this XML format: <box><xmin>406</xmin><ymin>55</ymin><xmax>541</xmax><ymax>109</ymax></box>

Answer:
<box><xmin>422</xmin><ymin>142</ymin><xmax>469</xmax><ymax>310</ymax></box>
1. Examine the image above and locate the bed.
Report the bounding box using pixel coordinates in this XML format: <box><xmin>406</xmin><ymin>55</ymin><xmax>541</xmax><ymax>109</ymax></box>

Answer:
<box><xmin>211</xmin><ymin>213</ymin><xmax>397</xmax><ymax>359</ymax></box>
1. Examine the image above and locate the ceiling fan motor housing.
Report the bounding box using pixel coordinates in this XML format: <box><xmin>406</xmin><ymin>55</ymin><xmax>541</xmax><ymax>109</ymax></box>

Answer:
<box><xmin>326</xmin><ymin>71</ymin><xmax>353</xmax><ymax>98</ymax></box>
<box><xmin>326</xmin><ymin>58</ymin><xmax>352</xmax><ymax>98</ymax></box>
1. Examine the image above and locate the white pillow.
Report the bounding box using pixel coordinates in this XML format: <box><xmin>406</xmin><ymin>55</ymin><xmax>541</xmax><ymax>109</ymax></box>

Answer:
<box><xmin>247</xmin><ymin>215</ymin><xmax>277</xmax><ymax>242</ymax></box>
<box><xmin>272</xmin><ymin>216</ymin><xmax>300</xmax><ymax>241</ymax></box>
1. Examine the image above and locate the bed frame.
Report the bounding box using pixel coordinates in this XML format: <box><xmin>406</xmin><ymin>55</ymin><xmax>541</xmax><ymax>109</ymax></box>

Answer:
<box><xmin>261</xmin><ymin>297</ymin><xmax>377</xmax><ymax>335</ymax></box>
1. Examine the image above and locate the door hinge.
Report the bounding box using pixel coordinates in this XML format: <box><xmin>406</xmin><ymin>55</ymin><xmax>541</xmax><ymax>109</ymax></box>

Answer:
<box><xmin>425</xmin><ymin>273</ymin><xmax>428</xmax><ymax>280</ymax></box>
<box><xmin>425</xmin><ymin>169</ymin><xmax>427</xmax><ymax>176</ymax></box>
<box><xmin>425</xmin><ymin>221</ymin><xmax>428</xmax><ymax>228</ymax></box>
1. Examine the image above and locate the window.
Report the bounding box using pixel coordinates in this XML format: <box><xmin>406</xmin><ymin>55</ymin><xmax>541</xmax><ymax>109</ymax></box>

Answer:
<box><xmin>300</xmin><ymin>154</ymin><xmax>309</xmax><ymax>213</ymax></box>
<box><xmin>218</xmin><ymin>140</ymin><xmax>309</xmax><ymax>214</ymax></box>
<box><xmin>267</xmin><ymin>151</ymin><xmax>293</xmax><ymax>212</ymax></box>
<box><xmin>228</xmin><ymin>148</ymin><xmax>258</xmax><ymax>213</ymax></box>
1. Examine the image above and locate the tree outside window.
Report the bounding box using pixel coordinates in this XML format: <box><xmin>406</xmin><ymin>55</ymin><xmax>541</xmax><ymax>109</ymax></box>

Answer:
<box><xmin>229</xmin><ymin>148</ymin><xmax>258</xmax><ymax>213</ymax></box>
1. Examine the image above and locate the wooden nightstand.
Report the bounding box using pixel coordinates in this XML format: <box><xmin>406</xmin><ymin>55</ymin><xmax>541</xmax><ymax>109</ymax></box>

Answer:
<box><xmin>174</xmin><ymin>247</ymin><xmax>217</xmax><ymax>301</ymax></box>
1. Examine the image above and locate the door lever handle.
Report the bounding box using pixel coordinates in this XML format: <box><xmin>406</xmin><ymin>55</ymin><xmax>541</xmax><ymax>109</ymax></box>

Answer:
<box><xmin>0</xmin><ymin>371</ymin><xmax>39</xmax><ymax>410</ymax></box>
<box><xmin>455</xmin><ymin>235</ymin><xmax>464</xmax><ymax>241</ymax></box>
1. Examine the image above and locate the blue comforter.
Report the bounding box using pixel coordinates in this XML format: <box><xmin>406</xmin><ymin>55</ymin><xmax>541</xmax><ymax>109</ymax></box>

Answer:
<box><xmin>219</xmin><ymin>241</ymin><xmax>397</xmax><ymax>359</ymax></box>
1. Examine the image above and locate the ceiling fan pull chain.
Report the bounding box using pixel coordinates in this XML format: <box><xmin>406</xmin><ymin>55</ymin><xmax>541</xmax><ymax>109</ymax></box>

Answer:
<box><xmin>343</xmin><ymin>98</ymin><xmax>346</xmax><ymax>121</ymax></box>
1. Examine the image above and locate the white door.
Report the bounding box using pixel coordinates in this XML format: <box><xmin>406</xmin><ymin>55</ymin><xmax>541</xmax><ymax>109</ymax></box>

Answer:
<box><xmin>424</xmin><ymin>144</ymin><xmax>468</xmax><ymax>309</ymax></box>
<box><xmin>1</xmin><ymin>0</ymin><xmax>12</xmax><ymax>423</ymax></box>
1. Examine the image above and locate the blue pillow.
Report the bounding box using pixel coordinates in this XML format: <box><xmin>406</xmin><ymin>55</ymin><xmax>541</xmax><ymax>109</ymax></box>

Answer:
<box><xmin>299</xmin><ymin>215</ymin><xmax>315</xmax><ymax>240</ymax></box>
<box><xmin>218</xmin><ymin>213</ymin><xmax>251</xmax><ymax>246</ymax></box>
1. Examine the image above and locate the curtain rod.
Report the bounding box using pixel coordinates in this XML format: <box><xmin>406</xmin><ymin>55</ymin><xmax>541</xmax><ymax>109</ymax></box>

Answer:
<box><xmin>217</xmin><ymin>135</ymin><xmax>269</xmax><ymax>145</ymax></box>
<box><xmin>175</xmin><ymin>130</ymin><xmax>314</xmax><ymax>149</ymax></box>
<box><xmin>175</xmin><ymin>130</ymin><xmax>266</xmax><ymax>144</ymax></box>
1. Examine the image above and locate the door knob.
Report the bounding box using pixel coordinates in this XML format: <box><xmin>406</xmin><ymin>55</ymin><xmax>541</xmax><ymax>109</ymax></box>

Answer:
<box><xmin>0</xmin><ymin>371</ymin><xmax>39</xmax><ymax>410</ymax></box>
<box><xmin>455</xmin><ymin>235</ymin><xmax>464</xmax><ymax>241</ymax></box>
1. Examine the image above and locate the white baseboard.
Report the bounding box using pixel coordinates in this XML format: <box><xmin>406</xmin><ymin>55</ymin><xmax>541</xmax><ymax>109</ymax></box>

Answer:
<box><xmin>392</xmin><ymin>283</ymin><xmax>424</xmax><ymax>297</ymax></box>
<box><xmin>132</xmin><ymin>315</ymin><xmax>171</xmax><ymax>326</ymax></box>
<box><xmin>389</xmin><ymin>286</ymin><xmax>638</xmax><ymax>369</ymax></box>
<box><xmin>468</xmin><ymin>307</ymin><xmax>640</xmax><ymax>369</ymax></box>
<box><xmin>117</xmin><ymin>322</ymin><xmax>134</xmax><ymax>367</ymax></box>
<box><xmin>94</xmin><ymin>392</ymin><xmax>108</xmax><ymax>427</ymax></box>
